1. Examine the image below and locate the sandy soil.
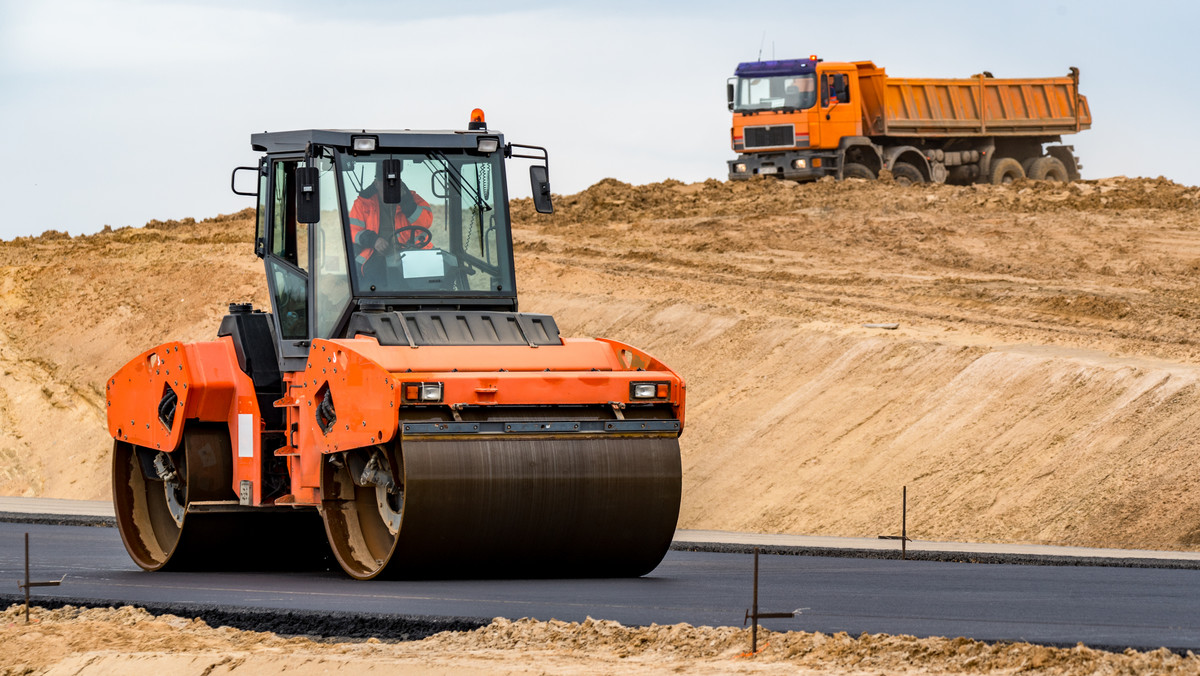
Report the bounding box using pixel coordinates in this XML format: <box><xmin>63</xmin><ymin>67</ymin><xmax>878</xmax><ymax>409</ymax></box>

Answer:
<box><xmin>3</xmin><ymin>177</ymin><xmax>1200</xmax><ymax>552</ymax></box>
<box><xmin>5</xmin><ymin>604</ymin><xmax>1197</xmax><ymax>675</ymax></box>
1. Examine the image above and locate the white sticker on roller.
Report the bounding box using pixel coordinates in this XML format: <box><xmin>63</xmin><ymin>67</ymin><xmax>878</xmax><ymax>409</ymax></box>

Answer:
<box><xmin>238</xmin><ymin>413</ymin><xmax>254</xmax><ymax>458</ymax></box>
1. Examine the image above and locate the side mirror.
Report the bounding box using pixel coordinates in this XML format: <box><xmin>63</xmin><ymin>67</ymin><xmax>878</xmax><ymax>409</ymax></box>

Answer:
<box><xmin>381</xmin><ymin>158</ymin><xmax>403</xmax><ymax>204</ymax></box>
<box><xmin>230</xmin><ymin>166</ymin><xmax>258</xmax><ymax>196</ymax></box>
<box><xmin>296</xmin><ymin>166</ymin><xmax>320</xmax><ymax>224</ymax></box>
<box><xmin>530</xmin><ymin>166</ymin><xmax>553</xmax><ymax>214</ymax></box>
<box><xmin>726</xmin><ymin>82</ymin><xmax>735</xmax><ymax>111</ymax></box>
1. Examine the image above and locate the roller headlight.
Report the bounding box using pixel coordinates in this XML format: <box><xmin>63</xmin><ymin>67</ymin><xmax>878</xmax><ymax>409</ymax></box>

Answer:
<box><xmin>403</xmin><ymin>382</ymin><xmax>444</xmax><ymax>403</ymax></box>
<box><xmin>630</xmin><ymin>381</ymin><xmax>670</xmax><ymax>400</ymax></box>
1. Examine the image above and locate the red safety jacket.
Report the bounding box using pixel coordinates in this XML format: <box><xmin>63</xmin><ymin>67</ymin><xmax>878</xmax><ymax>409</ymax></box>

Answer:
<box><xmin>349</xmin><ymin>189</ymin><xmax>434</xmax><ymax>269</ymax></box>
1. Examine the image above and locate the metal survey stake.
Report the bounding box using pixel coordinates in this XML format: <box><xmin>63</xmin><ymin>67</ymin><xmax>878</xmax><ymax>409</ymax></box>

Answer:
<box><xmin>17</xmin><ymin>532</ymin><xmax>64</xmax><ymax>623</ymax></box>
<box><xmin>743</xmin><ymin>547</ymin><xmax>795</xmax><ymax>654</ymax></box>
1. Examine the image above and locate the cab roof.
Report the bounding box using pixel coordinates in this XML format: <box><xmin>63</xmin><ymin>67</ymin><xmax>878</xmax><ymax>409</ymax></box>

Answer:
<box><xmin>250</xmin><ymin>129</ymin><xmax>501</xmax><ymax>154</ymax></box>
<box><xmin>734</xmin><ymin>58</ymin><xmax>820</xmax><ymax>78</ymax></box>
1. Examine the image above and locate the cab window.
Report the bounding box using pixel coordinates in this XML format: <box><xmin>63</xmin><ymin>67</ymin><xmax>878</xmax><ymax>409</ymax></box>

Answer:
<box><xmin>271</xmin><ymin>160</ymin><xmax>307</xmax><ymax>272</ymax></box>
<box><xmin>821</xmin><ymin>73</ymin><xmax>851</xmax><ymax>107</ymax></box>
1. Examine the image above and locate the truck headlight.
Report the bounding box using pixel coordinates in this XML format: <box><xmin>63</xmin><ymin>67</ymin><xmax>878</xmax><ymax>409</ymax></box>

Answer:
<box><xmin>793</xmin><ymin>159</ymin><xmax>807</xmax><ymax>169</ymax></box>
<box><xmin>734</xmin><ymin>163</ymin><xmax>747</xmax><ymax>173</ymax></box>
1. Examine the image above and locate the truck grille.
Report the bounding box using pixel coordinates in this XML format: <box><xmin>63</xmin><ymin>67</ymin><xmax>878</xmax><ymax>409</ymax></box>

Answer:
<box><xmin>744</xmin><ymin>125</ymin><xmax>795</xmax><ymax>149</ymax></box>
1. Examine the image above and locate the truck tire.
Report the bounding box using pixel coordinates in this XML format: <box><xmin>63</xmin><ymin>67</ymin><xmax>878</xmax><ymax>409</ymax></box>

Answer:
<box><xmin>891</xmin><ymin>162</ymin><xmax>924</xmax><ymax>186</ymax></box>
<box><xmin>1028</xmin><ymin>156</ymin><xmax>1069</xmax><ymax>182</ymax></box>
<box><xmin>989</xmin><ymin>157</ymin><xmax>1024</xmax><ymax>185</ymax></box>
<box><xmin>842</xmin><ymin>163</ymin><xmax>875</xmax><ymax>180</ymax></box>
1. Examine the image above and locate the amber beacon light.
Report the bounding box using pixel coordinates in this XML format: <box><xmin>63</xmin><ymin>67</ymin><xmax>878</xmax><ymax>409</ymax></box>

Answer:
<box><xmin>468</xmin><ymin>108</ymin><xmax>487</xmax><ymax>130</ymax></box>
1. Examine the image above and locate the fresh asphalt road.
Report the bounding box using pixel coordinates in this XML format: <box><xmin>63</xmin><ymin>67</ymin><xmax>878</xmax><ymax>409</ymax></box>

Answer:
<box><xmin>3</xmin><ymin>522</ymin><xmax>1199</xmax><ymax>651</ymax></box>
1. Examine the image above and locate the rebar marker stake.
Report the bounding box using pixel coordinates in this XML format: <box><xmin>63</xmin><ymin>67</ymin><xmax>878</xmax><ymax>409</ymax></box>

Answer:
<box><xmin>902</xmin><ymin>485</ymin><xmax>907</xmax><ymax>561</ymax></box>
<box><xmin>743</xmin><ymin>547</ymin><xmax>794</xmax><ymax>655</ymax></box>
<box><xmin>18</xmin><ymin>532</ymin><xmax>62</xmax><ymax>624</ymax></box>
<box><xmin>23</xmin><ymin>532</ymin><xmax>29</xmax><ymax>623</ymax></box>
<box><xmin>751</xmin><ymin>546</ymin><xmax>759</xmax><ymax>653</ymax></box>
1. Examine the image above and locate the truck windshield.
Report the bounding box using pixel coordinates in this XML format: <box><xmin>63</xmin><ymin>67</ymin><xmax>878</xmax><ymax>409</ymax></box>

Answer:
<box><xmin>735</xmin><ymin>74</ymin><xmax>817</xmax><ymax>112</ymax></box>
<box><xmin>337</xmin><ymin>151</ymin><xmax>514</xmax><ymax>298</ymax></box>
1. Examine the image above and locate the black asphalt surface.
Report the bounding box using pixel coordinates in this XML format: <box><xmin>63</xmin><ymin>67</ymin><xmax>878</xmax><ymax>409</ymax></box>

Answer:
<box><xmin>3</xmin><ymin>521</ymin><xmax>1199</xmax><ymax>651</ymax></box>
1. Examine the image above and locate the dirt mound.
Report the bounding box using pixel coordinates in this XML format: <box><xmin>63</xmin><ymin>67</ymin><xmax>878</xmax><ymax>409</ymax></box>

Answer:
<box><xmin>4</xmin><ymin>177</ymin><xmax>1200</xmax><ymax>551</ymax></box>
<box><xmin>513</xmin><ymin>175</ymin><xmax>1200</xmax><ymax>226</ymax></box>
<box><xmin>5</xmin><ymin>604</ymin><xmax>1196</xmax><ymax>675</ymax></box>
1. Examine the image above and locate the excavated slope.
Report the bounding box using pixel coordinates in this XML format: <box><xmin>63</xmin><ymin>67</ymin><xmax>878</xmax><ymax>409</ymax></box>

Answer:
<box><xmin>3</xmin><ymin>176</ymin><xmax>1200</xmax><ymax>550</ymax></box>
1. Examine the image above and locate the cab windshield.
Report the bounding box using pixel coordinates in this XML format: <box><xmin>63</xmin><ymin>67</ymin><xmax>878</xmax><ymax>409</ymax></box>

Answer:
<box><xmin>735</xmin><ymin>74</ymin><xmax>816</xmax><ymax>112</ymax></box>
<box><xmin>337</xmin><ymin>151</ymin><xmax>513</xmax><ymax>297</ymax></box>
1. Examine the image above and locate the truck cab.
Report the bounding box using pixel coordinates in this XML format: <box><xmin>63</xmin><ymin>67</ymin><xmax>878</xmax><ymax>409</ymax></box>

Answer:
<box><xmin>727</xmin><ymin>56</ymin><xmax>869</xmax><ymax>181</ymax></box>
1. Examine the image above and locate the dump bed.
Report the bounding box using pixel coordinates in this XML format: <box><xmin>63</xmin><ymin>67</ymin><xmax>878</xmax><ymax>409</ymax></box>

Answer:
<box><xmin>855</xmin><ymin>62</ymin><xmax>1091</xmax><ymax>137</ymax></box>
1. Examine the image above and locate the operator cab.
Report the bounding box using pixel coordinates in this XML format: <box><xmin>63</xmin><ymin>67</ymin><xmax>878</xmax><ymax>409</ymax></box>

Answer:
<box><xmin>232</xmin><ymin>118</ymin><xmax>554</xmax><ymax>371</ymax></box>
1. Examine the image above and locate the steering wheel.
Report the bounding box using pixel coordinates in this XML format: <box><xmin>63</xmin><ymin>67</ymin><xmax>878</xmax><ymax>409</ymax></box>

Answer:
<box><xmin>395</xmin><ymin>225</ymin><xmax>432</xmax><ymax>250</ymax></box>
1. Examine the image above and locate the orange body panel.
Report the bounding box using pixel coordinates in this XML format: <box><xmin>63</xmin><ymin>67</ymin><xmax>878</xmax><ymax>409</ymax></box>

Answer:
<box><xmin>108</xmin><ymin>334</ymin><xmax>685</xmax><ymax>509</ymax></box>
<box><xmin>106</xmin><ymin>338</ymin><xmax>269</xmax><ymax>504</ymax></box>
<box><xmin>857</xmin><ymin>63</ymin><xmax>1092</xmax><ymax>137</ymax></box>
<box><xmin>277</xmin><ymin>336</ymin><xmax>685</xmax><ymax>503</ymax></box>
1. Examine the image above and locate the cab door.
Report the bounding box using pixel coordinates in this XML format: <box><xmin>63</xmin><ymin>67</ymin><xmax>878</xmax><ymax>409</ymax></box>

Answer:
<box><xmin>817</xmin><ymin>69</ymin><xmax>862</xmax><ymax>149</ymax></box>
<box><xmin>263</xmin><ymin>157</ymin><xmax>311</xmax><ymax>371</ymax></box>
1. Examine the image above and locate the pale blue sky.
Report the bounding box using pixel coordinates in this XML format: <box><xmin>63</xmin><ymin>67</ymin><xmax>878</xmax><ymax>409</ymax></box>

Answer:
<box><xmin>0</xmin><ymin>0</ymin><xmax>1195</xmax><ymax>240</ymax></box>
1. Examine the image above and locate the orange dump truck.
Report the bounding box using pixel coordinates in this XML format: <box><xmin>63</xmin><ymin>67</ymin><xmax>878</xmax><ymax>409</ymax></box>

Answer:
<box><xmin>727</xmin><ymin>57</ymin><xmax>1091</xmax><ymax>185</ymax></box>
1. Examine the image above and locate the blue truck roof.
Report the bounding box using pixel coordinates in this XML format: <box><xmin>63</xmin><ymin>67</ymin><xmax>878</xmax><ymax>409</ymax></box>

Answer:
<box><xmin>734</xmin><ymin>58</ymin><xmax>819</xmax><ymax>78</ymax></box>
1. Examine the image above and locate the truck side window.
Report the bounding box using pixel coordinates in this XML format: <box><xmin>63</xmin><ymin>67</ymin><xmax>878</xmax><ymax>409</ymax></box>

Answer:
<box><xmin>834</xmin><ymin>74</ymin><xmax>850</xmax><ymax>104</ymax></box>
<box><xmin>822</xmin><ymin>74</ymin><xmax>850</xmax><ymax>106</ymax></box>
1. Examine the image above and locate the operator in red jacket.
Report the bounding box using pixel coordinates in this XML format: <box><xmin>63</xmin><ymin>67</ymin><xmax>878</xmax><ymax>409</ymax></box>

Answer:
<box><xmin>349</xmin><ymin>174</ymin><xmax>434</xmax><ymax>276</ymax></box>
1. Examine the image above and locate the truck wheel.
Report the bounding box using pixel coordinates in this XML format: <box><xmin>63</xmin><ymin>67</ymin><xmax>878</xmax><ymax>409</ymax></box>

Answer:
<box><xmin>842</xmin><ymin>163</ymin><xmax>876</xmax><ymax>180</ymax></box>
<box><xmin>989</xmin><ymin>157</ymin><xmax>1025</xmax><ymax>185</ymax></box>
<box><xmin>1028</xmin><ymin>156</ymin><xmax>1069</xmax><ymax>182</ymax></box>
<box><xmin>891</xmin><ymin>162</ymin><xmax>924</xmax><ymax>186</ymax></box>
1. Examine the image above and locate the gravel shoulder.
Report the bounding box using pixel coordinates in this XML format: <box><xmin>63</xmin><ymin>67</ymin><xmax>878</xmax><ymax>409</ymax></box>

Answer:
<box><xmin>7</xmin><ymin>605</ymin><xmax>1199</xmax><ymax>676</ymax></box>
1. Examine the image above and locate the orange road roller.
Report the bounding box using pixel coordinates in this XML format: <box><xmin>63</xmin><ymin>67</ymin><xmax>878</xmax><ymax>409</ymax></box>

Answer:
<box><xmin>106</xmin><ymin>115</ymin><xmax>685</xmax><ymax>579</ymax></box>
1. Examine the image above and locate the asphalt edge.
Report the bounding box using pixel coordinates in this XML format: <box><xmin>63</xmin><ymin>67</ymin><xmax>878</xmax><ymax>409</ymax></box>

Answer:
<box><xmin>5</xmin><ymin>511</ymin><xmax>1198</xmax><ymax>570</ymax></box>
<box><xmin>0</xmin><ymin>513</ymin><xmax>115</xmax><ymax>528</ymax></box>
<box><xmin>0</xmin><ymin>594</ymin><xmax>489</xmax><ymax>640</ymax></box>
<box><xmin>669</xmin><ymin>541</ymin><xmax>1200</xmax><ymax>570</ymax></box>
